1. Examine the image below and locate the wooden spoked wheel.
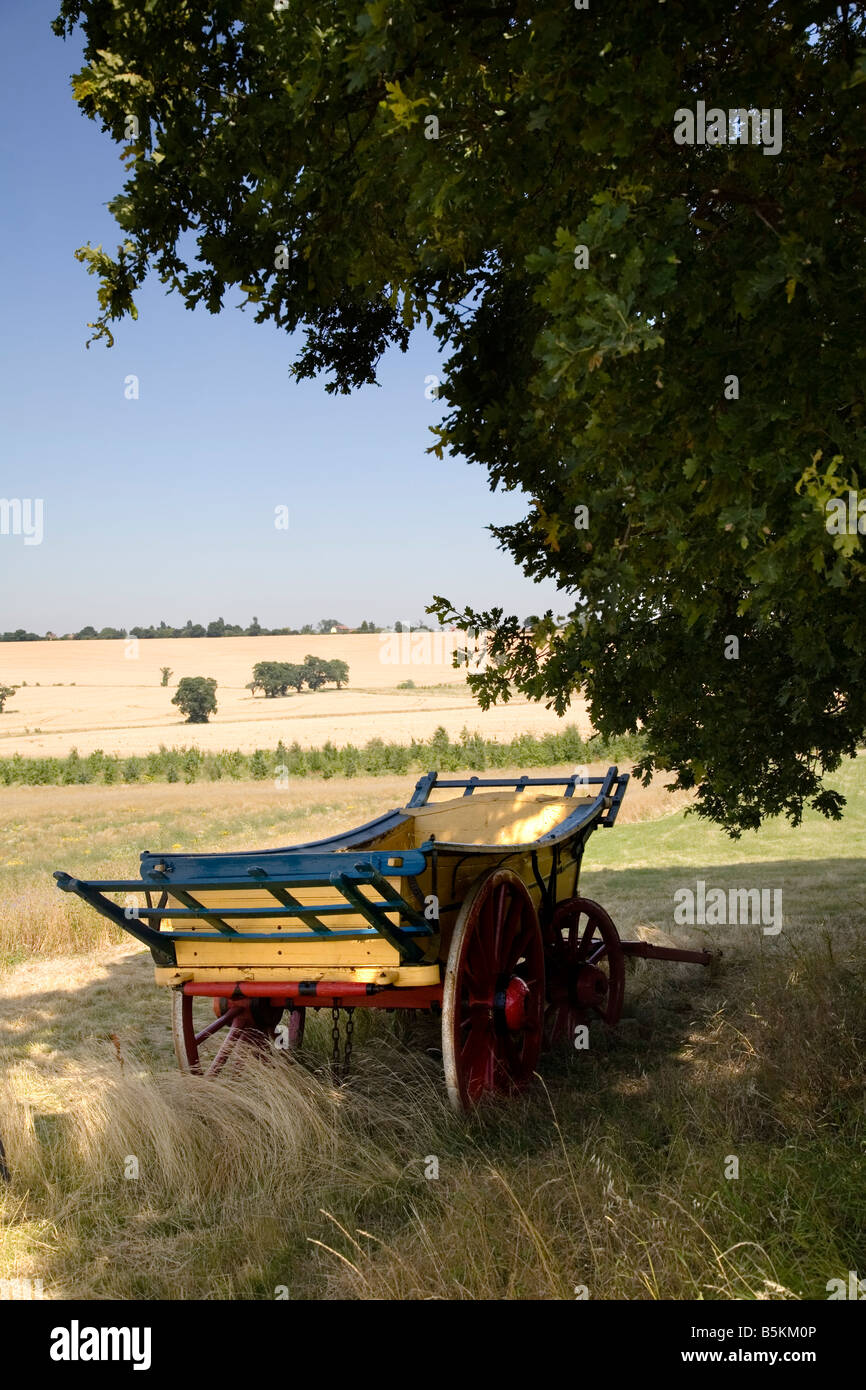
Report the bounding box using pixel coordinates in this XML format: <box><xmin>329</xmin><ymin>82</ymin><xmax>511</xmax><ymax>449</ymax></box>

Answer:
<box><xmin>543</xmin><ymin>896</ymin><xmax>625</xmax><ymax>1047</ymax></box>
<box><xmin>442</xmin><ymin>868</ymin><xmax>545</xmax><ymax>1112</ymax></box>
<box><xmin>171</xmin><ymin>991</ymin><xmax>302</xmax><ymax>1076</ymax></box>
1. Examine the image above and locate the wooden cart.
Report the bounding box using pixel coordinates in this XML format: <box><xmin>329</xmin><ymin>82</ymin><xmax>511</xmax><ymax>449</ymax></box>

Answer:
<box><xmin>55</xmin><ymin>768</ymin><xmax>710</xmax><ymax>1111</ymax></box>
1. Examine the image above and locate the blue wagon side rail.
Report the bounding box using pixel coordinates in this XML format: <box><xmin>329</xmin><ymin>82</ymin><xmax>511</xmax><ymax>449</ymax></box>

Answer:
<box><xmin>55</xmin><ymin>849</ymin><xmax>436</xmax><ymax>969</ymax></box>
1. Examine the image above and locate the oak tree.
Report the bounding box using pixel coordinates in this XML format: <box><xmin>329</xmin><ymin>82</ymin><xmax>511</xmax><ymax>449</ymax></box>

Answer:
<box><xmin>54</xmin><ymin>1</ymin><xmax>866</xmax><ymax>831</ymax></box>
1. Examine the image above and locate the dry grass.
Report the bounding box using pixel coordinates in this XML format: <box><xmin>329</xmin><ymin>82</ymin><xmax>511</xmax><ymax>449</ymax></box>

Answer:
<box><xmin>0</xmin><ymin>760</ymin><xmax>864</xmax><ymax>1300</ymax></box>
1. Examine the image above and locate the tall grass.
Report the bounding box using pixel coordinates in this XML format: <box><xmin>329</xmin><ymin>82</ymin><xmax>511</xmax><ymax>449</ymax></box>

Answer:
<box><xmin>2</xmin><ymin>916</ymin><xmax>863</xmax><ymax>1304</ymax></box>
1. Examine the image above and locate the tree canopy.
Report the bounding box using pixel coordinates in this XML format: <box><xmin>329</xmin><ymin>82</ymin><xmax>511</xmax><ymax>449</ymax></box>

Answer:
<box><xmin>54</xmin><ymin>1</ymin><xmax>866</xmax><ymax>832</ymax></box>
<box><xmin>171</xmin><ymin>676</ymin><xmax>218</xmax><ymax>723</ymax></box>
<box><xmin>250</xmin><ymin>657</ymin><xmax>350</xmax><ymax>695</ymax></box>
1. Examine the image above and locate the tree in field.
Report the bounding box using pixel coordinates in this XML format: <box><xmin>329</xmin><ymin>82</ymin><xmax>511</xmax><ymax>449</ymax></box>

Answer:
<box><xmin>160</xmin><ymin>667</ymin><xmax>172</xmax><ymax>687</ymax></box>
<box><xmin>251</xmin><ymin>660</ymin><xmax>308</xmax><ymax>696</ymax></box>
<box><xmin>0</xmin><ymin>685</ymin><xmax>17</xmax><ymax>712</ymax></box>
<box><xmin>302</xmin><ymin>655</ymin><xmax>331</xmax><ymax>691</ymax></box>
<box><xmin>326</xmin><ymin>659</ymin><xmax>350</xmax><ymax>690</ymax></box>
<box><xmin>251</xmin><ymin>661</ymin><xmax>288</xmax><ymax>698</ymax></box>
<box><xmin>300</xmin><ymin>656</ymin><xmax>352</xmax><ymax>690</ymax></box>
<box><xmin>171</xmin><ymin>676</ymin><xmax>217</xmax><ymax>723</ymax></box>
<box><xmin>54</xmin><ymin>2</ymin><xmax>866</xmax><ymax>832</ymax></box>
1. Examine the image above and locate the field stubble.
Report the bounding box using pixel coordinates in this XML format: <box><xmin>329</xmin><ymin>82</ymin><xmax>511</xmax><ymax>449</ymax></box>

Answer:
<box><xmin>0</xmin><ymin>635</ymin><xmax>589</xmax><ymax>758</ymax></box>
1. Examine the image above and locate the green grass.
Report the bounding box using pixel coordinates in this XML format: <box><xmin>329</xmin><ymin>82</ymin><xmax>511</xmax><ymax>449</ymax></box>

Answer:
<box><xmin>0</xmin><ymin>758</ymin><xmax>864</xmax><ymax>1300</ymax></box>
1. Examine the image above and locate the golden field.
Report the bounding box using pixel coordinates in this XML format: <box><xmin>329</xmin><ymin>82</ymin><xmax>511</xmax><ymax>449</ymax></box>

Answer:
<box><xmin>0</xmin><ymin>635</ymin><xmax>587</xmax><ymax>758</ymax></box>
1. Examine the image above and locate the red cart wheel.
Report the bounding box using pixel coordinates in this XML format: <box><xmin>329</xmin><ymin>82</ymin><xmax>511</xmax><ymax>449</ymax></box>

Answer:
<box><xmin>543</xmin><ymin>896</ymin><xmax>625</xmax><ymax>1047</ymax></box>
<box><xmin>171</xmin><ymin>991</ymin><xmax>288</xmax><ymax>1076</ymax></box>
<box><xmin>442</xmin><ymin>868</ymin><xmax>545</xmax><ymax>1112</ymax></box>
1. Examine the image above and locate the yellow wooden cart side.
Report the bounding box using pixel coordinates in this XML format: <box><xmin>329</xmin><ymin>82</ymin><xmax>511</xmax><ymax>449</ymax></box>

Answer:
<box><xmin>152</xmin><ymin>787</ymin><xmax>593</xmax><ymax>986</ymax></box>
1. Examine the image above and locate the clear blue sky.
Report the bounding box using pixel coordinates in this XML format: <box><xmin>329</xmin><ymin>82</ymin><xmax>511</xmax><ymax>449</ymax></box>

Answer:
<box><xmin>0</xmin><ymin>3</ymin><xmax>564</xmax><ymax>634</ymax></box>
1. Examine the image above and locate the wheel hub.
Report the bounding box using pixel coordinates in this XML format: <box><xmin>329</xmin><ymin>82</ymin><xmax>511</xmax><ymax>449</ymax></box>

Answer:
<box><xmin>502</xmin><ymin>975</ymin><xmax>532</xmax><ymax>1031</ymax></box>
<box><xmin>574</xmin><ymin>964</ymin><xmax>608</xmax><ymax>1009</ymax></box>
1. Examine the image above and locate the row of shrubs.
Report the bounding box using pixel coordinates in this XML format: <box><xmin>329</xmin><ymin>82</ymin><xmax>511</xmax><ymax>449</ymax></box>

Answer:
<box><xmin>0</xmin><ymin>726</ymin><xmax>645</xmax><ymax>785</ymax></box>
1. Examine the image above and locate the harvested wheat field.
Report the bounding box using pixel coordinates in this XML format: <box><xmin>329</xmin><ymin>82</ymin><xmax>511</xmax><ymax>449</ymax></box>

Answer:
<box><xmin>0</xmin><ymin>635</ymin><xmax>587</xmax><ymax>758</ymax></box>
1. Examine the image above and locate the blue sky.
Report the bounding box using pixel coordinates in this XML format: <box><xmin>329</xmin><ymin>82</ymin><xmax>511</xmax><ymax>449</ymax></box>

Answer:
<box><xmin>0</xmin><ymin>3</ymin><xmax>564</xmax><ymax>634</ymax></box>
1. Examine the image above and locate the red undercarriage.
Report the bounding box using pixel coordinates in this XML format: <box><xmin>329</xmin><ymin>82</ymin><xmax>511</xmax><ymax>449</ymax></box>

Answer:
<box><xmin>183</xmin><ymin>981</ymin><xmax>445</xmax><ymax>1009</ymax></box>
<box><xmin>182</xmin><ymin>941</ymin><xmax>711</xmax><ymax>1012</ymax></box>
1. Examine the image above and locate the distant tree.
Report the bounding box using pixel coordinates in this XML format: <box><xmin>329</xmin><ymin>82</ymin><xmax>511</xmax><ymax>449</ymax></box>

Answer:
<box><xmin>285</xmin><ymin>663</ymin><xmax>307</xmax><ymax>692</ymax></box>
<box><xmin>299</xmin><ymin>624</ymin><xmax>315</xmax><ymax>634</ymax></box>
<box><xmin>171</xmin><ymin>676</ymin><xmax>217</xmax><ymax>723</ymax></box>
<box><xmin>394</xmin><ymin>621</ymin><xmax>404</xmax><ymax>633</ymax></box>
<box><xmin>247</xmin><ymin>616</ymin><xmax>262</xmax><ymax>636</ymax></box>
<box><xmin>160</xmin><ymin>667</ymin><xmax>172</xmax><ymax>687</ymax></box>
<box><xmin>326</xmin><ymin>659</ymin><xmax>349</xmax><ymax>689</ymax></box>
<box><xmin>303</xmin><ymin>655</ymin><xmax>331</xmax><ymax>690</ymax></box>
<box><xmin>317</xmin><ymin>618</ymin><xmax>342</xmax><ymax>633</ymax></box>
<box><xmin>207</xmin><ymin>616</ymin><xmax>226</xmax><ymax>637</ymax></box>
<box><xmin>251</xmin><ymin>661</ymin><xmax>289</xmax><ymax>697</ymax></box>
<box><xmin>0</xmin><ymin>685</ymin><xmax>17</xmax><ymax>712</ymax></box>
<box><xmin>74</xmin><ymin>625</ymin><xmax>98</xmax><ymax>640</ymax></box>
<box><xmin>250</xmin><ymin>660</ymin><xmax>310</xmax><ymax>696</ymax></box>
